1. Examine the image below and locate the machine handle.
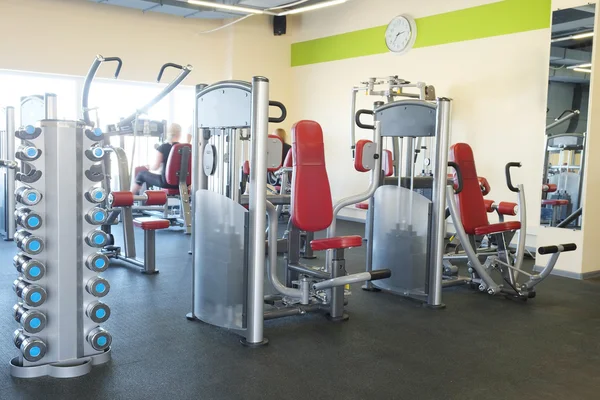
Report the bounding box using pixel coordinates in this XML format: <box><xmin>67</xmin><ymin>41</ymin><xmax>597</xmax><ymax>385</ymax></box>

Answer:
<box><xmin>448</xmin><ymin>162</ymin><xmax>463</xmax><ymax>194</ymax></box>
<box><xmin>538</xmin><ymin>243</ymin><xmax>577</xmax><ymax>255</ymax></box>
<box><xmin>370</xmin><ymin>269</ymin><xmax>391</xmax><ymax>281</ymax></box>
<box><xmin>355</xmin><ymin>109</ymin><xmax>375</xmax><ymax>130</ymax></box>
<box><xmin>82</xmin><ymin>55</ymin><xmax>123</xmax><ymax>126</ymax></box>
<box><xmin>505</xmin><ymin>162</ymin><xmax>521</xmax><ymax>193</ymax></box>
<box><xmin>268</xmin><ymin>101</ymin><xmax>287</xmax><ymax>123</ymax></box>
<box><xmin>157</xmin><ymin>63</ymin><xmax>183</xmax><ymax>83</ymax></box>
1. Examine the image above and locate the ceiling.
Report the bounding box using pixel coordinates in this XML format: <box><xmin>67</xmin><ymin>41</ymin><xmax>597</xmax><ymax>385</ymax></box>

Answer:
<box><xmin>550</xmin><ymin>5</ymin><xmax>595</xmax><ymax>85</ymax></box>
<box><xmin>87</xmin><ymin>0</ymin><xmax>329</xmax><ymax>19</ymax></box>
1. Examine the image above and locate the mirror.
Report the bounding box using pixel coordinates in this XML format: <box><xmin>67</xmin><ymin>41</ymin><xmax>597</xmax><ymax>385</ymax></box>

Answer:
<box><xmin>542</xmin><ymin>4</ymin><xmax>595</xmax><ymax>229</ymax></box>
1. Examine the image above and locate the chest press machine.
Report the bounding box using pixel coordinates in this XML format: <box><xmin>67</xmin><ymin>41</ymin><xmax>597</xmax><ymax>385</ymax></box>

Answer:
<box><xmin>187</xmin><ymin>78</ymin><xmax>391</xmax><ymax>346</ymax></box>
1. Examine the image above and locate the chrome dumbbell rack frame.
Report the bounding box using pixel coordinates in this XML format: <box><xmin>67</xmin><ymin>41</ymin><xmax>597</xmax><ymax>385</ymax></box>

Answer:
<box><xmin>10</xmin><ymin>118</ymin><xmax>112</xmax><ymax>379</ymax></box>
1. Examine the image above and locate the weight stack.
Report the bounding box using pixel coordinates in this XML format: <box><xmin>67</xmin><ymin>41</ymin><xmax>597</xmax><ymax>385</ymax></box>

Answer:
<box><xmin>10</xmin><ymin>119</ymin><xmax>112</xmax><ymax>378</ymax></box>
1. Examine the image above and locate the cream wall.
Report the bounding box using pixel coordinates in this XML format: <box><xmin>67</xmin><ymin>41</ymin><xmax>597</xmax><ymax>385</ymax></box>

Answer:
<box><xmin>0</xmin><ymin>0</ymin><xmax>227</xmax><ymax>83</ymax></box>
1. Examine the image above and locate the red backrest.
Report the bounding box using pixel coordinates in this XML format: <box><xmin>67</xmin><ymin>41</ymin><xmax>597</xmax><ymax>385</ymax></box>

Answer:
<box><xmin>165</xmin><ymin>143</ymin><xmax>192</xmax><ymax>186</ymax></box>
<box><xmin>382</xmin><ymin>149</ymin><xmax>393</xmax><ymax>177</ymax></box>
<box><xmin>449</xmin><ymin>143</ymin><xmax>489</xmax><ymax>235</ymax></box>
<box><xmin>283</xmin><ymin>148</ymin><xmax>293</xmax><ymax>168</ymax></box>
<box><xmin>354</xmin><ymin>140</ymin><xmax>373</xmax><ymax>172</ymax></box>
<box><xmin>291</xmin><ymin>120</ymin><xmax>333</xmax><ymax>232</ymax></box>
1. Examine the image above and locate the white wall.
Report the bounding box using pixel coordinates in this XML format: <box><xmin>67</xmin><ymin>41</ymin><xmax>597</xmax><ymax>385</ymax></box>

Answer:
<box><xmin>291</xmin><ymin>0</ymin><xmax>550</xmax><ymax>238</ymax></box>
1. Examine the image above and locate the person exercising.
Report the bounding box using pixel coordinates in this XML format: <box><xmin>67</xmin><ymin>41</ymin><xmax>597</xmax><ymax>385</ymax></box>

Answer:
<box><xmin>131</xmin><ymin>123</ymin><xmax>181</xmax><ymax>194</ymax></box>
<box><xmin>268</xmin><ymin>128</ymin><xmax>292</xmax><ymax>187</ymax></box>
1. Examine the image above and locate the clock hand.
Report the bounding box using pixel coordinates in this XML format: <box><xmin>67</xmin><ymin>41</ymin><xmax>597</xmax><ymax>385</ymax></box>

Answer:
<box><xmin>395</xmin><ymin>30</ymin><xmax>407</xmax><ymax>39</ymax></box>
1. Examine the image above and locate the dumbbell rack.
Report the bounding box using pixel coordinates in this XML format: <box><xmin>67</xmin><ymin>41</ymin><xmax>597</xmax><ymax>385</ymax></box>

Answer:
<box><xmin>10</xmin><ymin>119</ymin><xmax>112</xmax><ymax>378</ymax></box>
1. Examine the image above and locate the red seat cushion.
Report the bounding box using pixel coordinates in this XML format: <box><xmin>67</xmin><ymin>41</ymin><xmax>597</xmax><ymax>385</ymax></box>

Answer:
<box><xmin>162</xmin><ymin>188</ymin><xmax>180</xmax><ymax>196</ymax></box>
<box><xmin>474</xmin><ymin>221</ymin><xmax>521</xmax><ymax>236</ymax></box>
<box><xmin>291</xmin><ymin>121</ymin><xmax>333</xmax><ymax>232</ymax></box>
<box><xmin>133</xmin><ymin>217</ymin><xmax>170</xmax><ymax>230</ymax></box>
<box><xmin>310</xmin><ymin>235</ymin><xmax>363</xmax><ymax>251</ymax></box>
<box><xmin>355</xmin><ymin>203</ymin><xmax>369</xmax><ymax>210</ymax></box>
<box><xmin>165</xmin><ymin>143</ymin><xmax>192</xmax><ymax>186</ymax></box>
<box><xmin>382</xmin><ymin>149</ymin><xmax>394</xmax><ymax>177</ymax></box>
<box><xmin>542</xmin><ymin>199</ymin><xmax>569</xmax><ymax>206</ymax></box>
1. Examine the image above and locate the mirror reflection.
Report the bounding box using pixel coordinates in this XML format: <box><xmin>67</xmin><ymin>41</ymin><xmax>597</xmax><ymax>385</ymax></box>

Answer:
<box><xmin>542</xmin><ymin>4</ymin><xmax>595</xmax><ymax>229</ymax></box>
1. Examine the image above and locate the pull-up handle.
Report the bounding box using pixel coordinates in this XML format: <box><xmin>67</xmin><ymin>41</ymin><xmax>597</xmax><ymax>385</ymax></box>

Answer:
<box><xmin>118</xmin><ymin>63</ymin><xmax>193</xmax><ymax>128</ymax></box>
<box><xmin>268</xmin><ymin>101</ymin><xmax>287</xmax><ymax>123</ymax></box>
<box><xmin>157</xmin><ymin>63</ymin><xmax>183</xmax><ymax>83</ymax></box>
<box><xmin>355</xmin><ymin>109</ymin><xmax>375</xmax><ymax>130</ymax></box>
<box><xmin>505</xmin><ymin>162</ymin><xmax>521</xmax><ymax>193</ymax></box>
<box><xmin>538</xmin><ymin>243</ymin><xmax>577</xmax><ymax>255</ymax></box>
<box><xmin>82</xmin><ymin>55</ymin><xmax>123</xmax><ymax>126</ymax></box>
<box><xmin>448</xmin><ymin>161</ymin><xmax>463</xmax><ymax>194</ymax></box>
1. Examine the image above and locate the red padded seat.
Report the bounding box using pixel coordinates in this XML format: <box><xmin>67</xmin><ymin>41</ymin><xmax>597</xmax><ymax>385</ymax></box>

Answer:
<box><xmin>165</xmin><ymin>143</ymin><xmax>192</xmax><ymax>186</ymax></box>
<box><xmin>382</xmin><ymin>149</ymin><xmax>393</xmax><ymax>177</ymax></box>
<box><xmin>542</xmin><ymin>199</ymin><xmax>569</xmax><ymax>206</ymax></box>
<box><xmin>355</xmin><ymin>203</ymin><xmax>369</xmax><ymax>210</ymax></box>
<box><xmin>133</xmin><ymin>217</ymin><xmax>170</xmax><ymax>230</ymax></box>
<box><xmin>162</xmin><ymin>188</ymin><xmax>180</xmax><ymax>196</ymax></box>
<box><xmin>474</xmin><ymin>221</ymin><xmax>521</xmax><ymax>236</ymax></box>
<box><xmin>311</xmin><ymin>235</ymin><xmax>363</xmax><ymax>251</ymax></box>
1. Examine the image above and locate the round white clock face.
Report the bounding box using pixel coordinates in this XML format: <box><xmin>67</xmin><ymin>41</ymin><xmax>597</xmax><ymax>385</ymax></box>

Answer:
<box><xmin>385</xmin><ymin>15</ymin><xmax>417</xmax><ymax>54</ymax></box>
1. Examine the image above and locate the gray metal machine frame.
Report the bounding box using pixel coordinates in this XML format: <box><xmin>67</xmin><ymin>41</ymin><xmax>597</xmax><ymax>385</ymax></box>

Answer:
<box><xmin>8</xmin><ymin>119</ymin><xmax>112</xmax><ymax>378</ymax></box>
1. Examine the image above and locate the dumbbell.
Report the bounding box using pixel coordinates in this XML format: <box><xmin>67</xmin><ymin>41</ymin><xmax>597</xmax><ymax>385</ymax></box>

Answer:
<box><xmin>13</xmin><ymin>304</ymin><xmax>47</xmax><ymax>334</ymax></box>
<box><xmin>13</xmin><ymin>278</ymin><xmax>47</xmax><ymax>307</ymax></box>
<box><xmin>85</xmin><ymin>230</ymin><xmax>110</xmax><ymax>248</ymax></box>
<box><xmin>86</xmin><ymin>253</ymin><xmax>110</xmax><ymax>273</ymax></box>
<box><xmin>85</xmin><ymin>187</ymin><xmax>107</xmax><ymax>204</ymax></box>
<box><xmin>15</xmin><ymin>230</ymin><xmax>44</xmax><ymax>255</ymax></box>
<box><xmin>14</xmin><ymin>329</ymin><xmax>47</xmax><ymax>362</ymax></box>
<box><xmin>15</xmin><ymin>125</ymin><xmax>42</xmax><ymax>140</ymax></box>
<box><xmin>16</xmin><ymin>144</ymin><xmax>41</xmax><ymax>161</ymax></box>
<box><xmin>86</xmin><ymin>276</ymin><xmax>110</xmax><ymax>297</ymax></box>
<box><xmin>85</xmin><ymin>127</ymin><xmax>104</xmax><ymax>142</ymax></box>
<box><xmin>86</xmin><ymin>301</ymin><xmax>111</xmax><ymax>323</ymax></box>
<box><xmin>15</xmin><ymin>186</ymin><xmax>42</xmax><ymax>206</ymax></box>
<box><xmin>15</xmin><ymin>208</ymin><xmax>43</xmax><ymax>230</ymax></box>
<box><xmin>85</xmin><ymin>207</ymin><xmax>108</xmax><ymax>225</ymax></box>
<box><xmin>87</xmin><ymin>327</ymin><xmax>112</xmax><ymax>351</ymax></box>
<box><xmin>14</xmin><ymin>254</ymin><xmax>46</xmax><ymax>281</ymax></box>
<box><xmin>86</xmin><ymin>146</ymin><xmax>106</xmax><ymax>162</ymax></box>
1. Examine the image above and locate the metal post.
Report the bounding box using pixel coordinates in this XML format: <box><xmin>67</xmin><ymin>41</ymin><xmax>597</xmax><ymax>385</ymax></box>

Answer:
<box><xmin>44</xmin><ymin>93</ymin><xmax>58</xmax><ymax>120</ymax></box>
<box><xmin>243</xmin><ymin>77</ymin><xmax>270</xmax><ymax>346</ymax></box>
<box><xmin>187</xmin><ymin>84</ymin><xmax>206</xmax><ymax>263</ymax></box>
<box><xmin>5</xmin><ymin>107</ymin><xmax>16</xmax><ymax>240</ymax></box>
<box><xmin>329</xmin><ymin>249</ymin><xmax>348</xmax><ymax>321</ymax></box>
<box><xmin>144</xmin><ymin>230</ymin><xmax>157</xmax><ymax>274</ymax></box>
<box><xmin>427</xmin><ymin>98</ymin><xmax>452</xmax><ymax>308</ymax></box>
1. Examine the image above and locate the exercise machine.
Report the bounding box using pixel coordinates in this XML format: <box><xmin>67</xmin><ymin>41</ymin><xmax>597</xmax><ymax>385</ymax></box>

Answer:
<box><xmin>80</xmin><ymin>55</ymin><xmax>193</xmax><ymax>274</ymax></box>
<box><xmin>446</xmin><ymin>142</ymin><xmax>577</xmax><ymax>299</ymax></box>
<box><xmin>335</xmin><ymin>77</ymin><xmax>451</xmax><ymax>308</ymax></box>
<box><xmin>187</xmin><ymin>78</ymin><xmax>391</xmax><ymax>345</ymax></box>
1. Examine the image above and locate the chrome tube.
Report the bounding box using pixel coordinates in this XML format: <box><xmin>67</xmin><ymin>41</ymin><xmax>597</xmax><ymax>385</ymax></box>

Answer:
<box><xmin>350</xmin><ymin>87</ymin><xmax>358</xmax><ymax>152</ymax></box>
<box><xmin>245</xmin><ymin>77</ymin><xmax>270</xmax><ymax>345</ymax></box>
<box><xmin>288</xmin><ymin>264</ymin><xmax>330</xmax><ymax>280</ymax></box>
<box><xmin>545</xmin><ymin>110</ymin><xmax>580</xmax><ymax>131</ymax></box>
<box><xmin>446</xmin><ymin>186</ymin><xmax>500</xmax><ymax>293</ymax></box>
<box><xmin>513</xmin><ymin>184</ymin><xmax>527</xmax><ymax>278</ymax></box>
<box><xmin>328</xmin><ymin>121</ymin><xmax>382</xmax><ymax>238</ymax></box>
<box><xmin>5</xmin><ymin>106</ymin><xmax>16</xmax><ymax>240</ymax></box>
<box><xmin>524</xmin><ymin>253</ymin><xmax>560</xmax><ymax>289</ymax></box>
<box><xmin>327</xmin><ymin>121</ymin><xmax>382</xmax><ymax>271</ymax></box>
<box><xmin>427</xmin><ymin>98</ymin><xmax>451</xmax><ymax>307</ymax></box>
<box><xmin>44</xmin><ymin>93</ymin><xmax>57</xmax><ymax>119</ymax></box>
<box><xmin>266</xmin><ymin>202</ymin><xmax>304</xmax><ymax>299</ymax></box>
<box><xmin>313</xmin><ymin>272</ymin><xmax>373</xmax><ymax>290</ymax></box>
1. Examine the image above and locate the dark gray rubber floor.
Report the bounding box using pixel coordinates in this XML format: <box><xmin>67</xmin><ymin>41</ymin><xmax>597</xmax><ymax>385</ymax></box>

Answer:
<box><xmin>0</xmin><ymin>220</ymin><xmax>599</xmax><ymax>400</ymax></box>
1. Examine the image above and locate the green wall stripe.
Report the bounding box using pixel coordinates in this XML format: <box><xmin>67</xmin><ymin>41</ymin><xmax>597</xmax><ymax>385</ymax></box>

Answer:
<box><xmin>291</xmin><ymin>0</ymin><xmax>551</xmax><ymax>67</ymax></box>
